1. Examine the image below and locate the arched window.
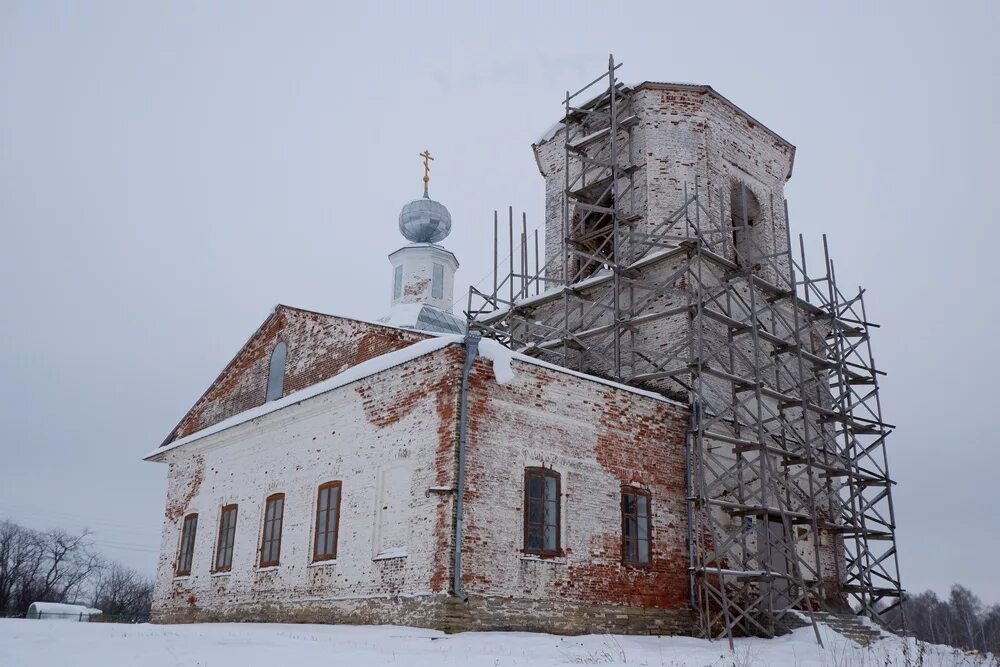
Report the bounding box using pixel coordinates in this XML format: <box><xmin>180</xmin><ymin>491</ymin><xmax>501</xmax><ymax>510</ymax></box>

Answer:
<box><xmin>176</xmin><ymin>513</ymin><xmax>198</xmax><ymax>576</ymax></box>
<box><xmin>621</xmin><ymin>487</ymin><xmax>651</xmax><ymax>566</ymax></box>
<box><xmin>523</xmin><ymin>467</ymin><xmax>560</xmax><ymax>555</ymax></box>
<box><xmin>313</xmin><ymin>481</ymin><xmax>342</xmax><ymax>562</ymax></box>
<box><xmin>259</xmin><ymin>493</ymin><xmax>285</xmax><ymax>567</ymax></box>
<box><xmin>266</xmin><ymin>342</ymin><xmax>286</xmax><ymax>402</ymax></box>
<box><xmin>729</xmin><ymin>183</ymin><xmax>761</xmax><ymax>268</ymax></box>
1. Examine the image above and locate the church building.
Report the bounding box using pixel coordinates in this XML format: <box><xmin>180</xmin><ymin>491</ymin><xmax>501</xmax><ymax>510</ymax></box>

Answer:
<box><xmin>146</xmin><ymin>161</ymin><xmax>693</xmax><ymax>636</ymax></box>
<box><xmin>147</xmin><ymin>66</ymin><xmax>897</xmax><ymax>639</ymax></box>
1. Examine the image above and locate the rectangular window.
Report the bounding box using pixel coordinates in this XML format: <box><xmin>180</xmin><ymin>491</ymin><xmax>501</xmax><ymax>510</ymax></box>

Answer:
<box><xmin>524</xmin><ymin>468</ymin><xmax>560</xmax><ymax>555</ymax></box>
<box><xmin>176</xmin><ymin>513</ymin><xmax>198</xmax><ymax>576</ymax></box>
<box><xmin>313</xmin><ymin>481</ymin><xmax>342</xmax><ymax>561</ymax></box>
<box><xmin>393</xmin><ymin>265</ymin><xmax>403</xmax><ymax>299</ymax></box>
<box><xmin>259</xmin><ymin>494</ymin><xmax>284</xmax><ymax>567</ymax></box>
<box><xmin>622</xmin><ymin>488</ymin><xmax>651</xmax><ymax>565</ymax></box>
<box><xmin>214</xmin><ymin>504</ymin><xmax>238</xmax><ymax>572</ymax></box>
<box><xmin>432</xmin><ymin>263</ymin><xmax>444</xmax><ymax>299</ymax></box>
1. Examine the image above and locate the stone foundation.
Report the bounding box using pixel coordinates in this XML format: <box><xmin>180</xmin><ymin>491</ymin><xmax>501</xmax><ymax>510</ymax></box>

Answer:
<box><xmin>153</xmin><ymin>593</ymin><xmax>695</xmax><ymax>636</ymax></box>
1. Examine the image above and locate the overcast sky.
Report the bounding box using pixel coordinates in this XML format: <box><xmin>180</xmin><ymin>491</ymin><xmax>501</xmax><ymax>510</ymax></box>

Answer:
<box><xmin>1</xmin><ymin>1</ymin><xmax>997</xmax><ymax>603</ymax></box>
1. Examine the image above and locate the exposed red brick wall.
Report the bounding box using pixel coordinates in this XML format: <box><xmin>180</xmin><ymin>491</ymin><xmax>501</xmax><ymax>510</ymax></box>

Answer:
<box><xmin>166</xmin><ymin>306</ymin><xmax>428</xmax><ymax>443</ymax></box>
<box><xmin>560</xmin><ymin>388</ymin><xmax>690</xmax><ymax>609</ymax></box>
<box><xmin>460</xmin><ymin>356</ymin><xmax>692</xmax><ymax>613</ymax></box>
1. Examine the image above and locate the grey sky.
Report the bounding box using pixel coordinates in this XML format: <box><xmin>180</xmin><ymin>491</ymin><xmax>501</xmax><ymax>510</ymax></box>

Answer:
<box><xmin>1</xmin><ymin>1</ymin><xmax>997</xmax><ymax>602</ymax></box>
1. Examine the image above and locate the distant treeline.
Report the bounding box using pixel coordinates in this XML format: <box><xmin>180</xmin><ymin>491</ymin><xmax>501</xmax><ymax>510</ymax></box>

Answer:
<box><xmin>882</xmin><ymin>585</ymin><xmax>1000</xmax><ymax>654</ymax></box>
<box><xmin>0</xmin><ymin>519</ymin><xmax>152</xmax><ymax>618</ymax></box>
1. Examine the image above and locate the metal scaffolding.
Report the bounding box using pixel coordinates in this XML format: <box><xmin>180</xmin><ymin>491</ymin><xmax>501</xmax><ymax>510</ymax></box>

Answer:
<box><xmin>466</xmin><ymin>57</ymin><xmax>902</xmax><ymax>642</ymax></box>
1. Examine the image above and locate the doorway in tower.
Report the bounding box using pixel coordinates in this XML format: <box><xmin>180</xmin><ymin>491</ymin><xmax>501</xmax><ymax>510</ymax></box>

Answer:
<box><xmin>729</xmin><ymin>183</ymin><xmax>762</xmax><ymax>270</ymax></box>
<box><xmin>759</xmin><ymin>517</ymin><xmax>792</xmax><ymax>610</ymax></box>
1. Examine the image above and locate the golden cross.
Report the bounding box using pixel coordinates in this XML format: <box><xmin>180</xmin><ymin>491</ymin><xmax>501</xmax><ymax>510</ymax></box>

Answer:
<box><xmin>419</xmin><ymin>150</ymin><xmax>434</xmax><ymax>191</ymax></box>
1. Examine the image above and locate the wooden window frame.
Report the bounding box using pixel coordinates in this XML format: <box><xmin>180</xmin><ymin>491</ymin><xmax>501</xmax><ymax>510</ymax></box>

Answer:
<box><xmin>312</xmin><ymin>481</ymin><xmax>342</xmax><ymax>562</ymax></box>
<box><xmin>259</xmin><ymin>493</ymin><xmax>285</xmax><ymax>568</ymax></box>
<box><xmin>213</xmin><ymin>504</ymin><xmax>238</xmax><ymax>573</ymax></box>
<box><xmin>523</xmin><ymin>467</ymin><xmax>561</xmax><ymax>557</ymax></box>
<box><xmin>175</xmin><ymin>513</ymin><xmax>198</xmax><ymax>576</ymax></box>
<box><xmin>621</xmin><ymin>487</ymin><xmax>652</xmax><ymax>567</ymax></box>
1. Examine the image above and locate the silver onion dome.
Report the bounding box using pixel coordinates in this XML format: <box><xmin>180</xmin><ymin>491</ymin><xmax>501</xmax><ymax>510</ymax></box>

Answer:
<box><xmin>399</xmin><ymin>195</ymin><xmax>452</xmax><ymax>244</ymax></box>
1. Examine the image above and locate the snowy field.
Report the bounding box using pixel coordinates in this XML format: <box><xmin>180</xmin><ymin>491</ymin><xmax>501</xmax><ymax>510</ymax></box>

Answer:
<box><xmin>0</xmin><ymin>619</ymin><xmax>995</xmax><ymax>667</ymax></box>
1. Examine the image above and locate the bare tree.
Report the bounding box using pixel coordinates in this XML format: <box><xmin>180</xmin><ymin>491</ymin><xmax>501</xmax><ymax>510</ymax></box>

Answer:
<box><xmin>891</xmin><ymin>584</ymin><xmax>1000</xmax><ymax>654</ymax></box>
<box><xmin>0</xmin><ymin>521</ymin><xmax>42</xmax><ymax>612</ymax></box>
<box><xmin>90</xmin><ymin>562</ymin><xmax>153</xmax><ymax>618</ymax></box>
<box><xmin>14</xmin><ymin>528</ymin><xmax>101</xmax><ymax>609</ymax></box>
<box><xmin>1</xmin><ymin>520</ymin><xmax>104</xmax><ymax>613</ymax></box>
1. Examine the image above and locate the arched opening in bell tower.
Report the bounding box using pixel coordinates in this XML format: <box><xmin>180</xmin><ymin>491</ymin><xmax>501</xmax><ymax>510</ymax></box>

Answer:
<box><xmin>729</xmin><ymin>182</ymin><xmax>761</xmax><ymax>270</ymax></box>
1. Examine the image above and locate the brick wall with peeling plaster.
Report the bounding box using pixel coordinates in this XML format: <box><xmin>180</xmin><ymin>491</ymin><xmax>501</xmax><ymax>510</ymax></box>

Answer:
<box><xmin>153</xmin><ymin>346</ymin><xmax>462</xmax><ymax>624</ymax></box>
<box><xmin>166</xmin><ymin>307</ymin><xmax>428</xmax><ymax>443</ymax></box>
<box><xmin>151</xmin><ymin>342</ymin><xmax>704</xmax><ymax>634</ymax></box>
<box><xmin>534</xmin><ymin>84</ymin><xmax>795</xmax><ymax>286</ymax></box>
<box><xmin>451</xmin><ymin>356</ymin><xmax>695</xmax><ymax>633</ymax></box>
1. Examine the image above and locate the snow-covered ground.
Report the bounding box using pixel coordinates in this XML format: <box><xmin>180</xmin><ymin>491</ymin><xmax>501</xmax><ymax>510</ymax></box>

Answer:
<box><xmin>0</xmin><ymin>619</ymin><xmax>994</xmax><ymax>667</ymax></box>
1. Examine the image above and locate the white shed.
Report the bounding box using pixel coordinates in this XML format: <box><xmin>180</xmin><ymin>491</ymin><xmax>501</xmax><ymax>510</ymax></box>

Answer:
<box><xmin>26</xmin><ymin>602</ymin><xmax>102</xmax><ymax>621</ymax></box>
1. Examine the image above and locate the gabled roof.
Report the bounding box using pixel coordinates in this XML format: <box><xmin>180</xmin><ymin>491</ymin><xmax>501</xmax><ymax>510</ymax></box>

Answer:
<box><xmin>157</xmin><ymin>304</ymin><xmax>431</xmax><ymax>447</ymax></box>
<box><xmin>146</xmin><ymin>335</ymin><xmax>687</xmax><ymax>462</ymax></box>
<box><xmin>147</xmin><ymin>335</ymin><xmax>460</xmax><ymax>461</ymax></box>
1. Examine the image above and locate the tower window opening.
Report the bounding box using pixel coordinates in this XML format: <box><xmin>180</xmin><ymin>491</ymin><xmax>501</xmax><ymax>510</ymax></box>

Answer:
<box><xmin>266</xmin><ymin>341</ymin><xmax>287</xmax><ymax>402</ymax></box>
<box><xmin>432</xmin><ymin>263</ymin><xmax>444</xmax><ymax>299</ymax></box>
<box><xmin>570</xmin><ymin>186</ymin><xmax>616</xmax><ymax>281</ymax></box>
<box><xmin>393</xmin><ymin>265</ymin><xmax>403</xmax><ymax>300</ymax></box>
<box><xmin>729</xmin><ymin>183</ymin><xmax>761</xmax><ymax>269</ymax></box>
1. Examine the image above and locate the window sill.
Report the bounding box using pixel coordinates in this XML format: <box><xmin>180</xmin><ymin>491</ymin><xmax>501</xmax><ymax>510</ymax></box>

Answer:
<box><xmin>519</xmin><ymin>555</ymin><xmax>567</xmax><ymax>565</ymax></box>
<box><xmin>308</xmin><ymin>559</ymin><xmax>338</xmax><ymax>568</ymax></box>
<box><xmin>210</xmin><ymin>570</ymin><xmax>232</xmax><ymax>578</ymax></box>
<box><xmin>172</xmin><ymin>574</ymin><xmax>191</xmax><ymax>581</ymax></box>
<box><xmin>255</xmin><ymin>565</ymin><xmax>280</xmax><ymax>573</ymax></box>
<box><xmin>622</xmin><ymin>562</ymin><xmax>653</xmax><ymax>570</ymax></box>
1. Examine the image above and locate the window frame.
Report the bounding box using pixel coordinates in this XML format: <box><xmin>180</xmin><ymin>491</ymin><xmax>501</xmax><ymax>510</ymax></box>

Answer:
<box><xmin>621</xmin><ymin>487</ymin><xmax>652</xmax><ymax>567</ymax></box>
<box><xmin>259</xmin><ymin>493</ymin><xmax>285</xmax><ymax>568</ymax></box>
<box><xmin>523</xmin><ymin>467</ymin><xmax>561</xmax><ymax>557</ymax></box>
<box><xmin>175</xmin><ymin>513</ymin><xmax>198</xmax><ymax>576</ymax></box>
<box><xmin>213</xmin><ymin>504</ymin><xmax>238</xmax><ymax>573</ymax></box>
<box><xmin>312</xmin><ymin>481</ymin><xmax>342</xmax><ymax>562</ymax></box>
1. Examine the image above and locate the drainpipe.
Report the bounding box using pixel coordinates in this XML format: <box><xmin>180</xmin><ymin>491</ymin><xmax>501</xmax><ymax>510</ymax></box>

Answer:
<box><xmin>452</xmin><ymin>331</ymin><xmax>481</xmax><ymax>600</ymax></box>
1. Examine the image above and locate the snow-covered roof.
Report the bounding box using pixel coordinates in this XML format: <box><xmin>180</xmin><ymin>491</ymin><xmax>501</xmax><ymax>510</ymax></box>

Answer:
<box><xmin>145</xmin><ymin>335</ymin><xmax>685</xmax><ymax>461</ymax></box>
